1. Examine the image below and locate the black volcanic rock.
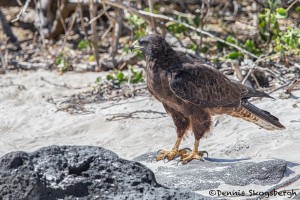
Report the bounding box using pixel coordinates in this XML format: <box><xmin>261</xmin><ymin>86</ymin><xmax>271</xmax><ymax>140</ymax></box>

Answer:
<box><xmin>0</xmin><ymin>146</ymin><xmax>208</xmax><ymax>200</ymax></box>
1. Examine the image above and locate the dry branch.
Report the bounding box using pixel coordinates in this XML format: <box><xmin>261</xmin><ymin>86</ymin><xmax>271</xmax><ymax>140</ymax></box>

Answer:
<box><xmin>11</xmin><ymin>0</ymin><xmax>32</xmax><ymax>23</ymax></box>
<box><xmin>0</xmin><ymin>10</ymin><xmax>19</xmax><ymax>45</ymax></box>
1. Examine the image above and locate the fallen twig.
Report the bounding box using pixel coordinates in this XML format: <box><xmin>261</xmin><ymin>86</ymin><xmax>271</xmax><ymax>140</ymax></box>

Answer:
<box><xmin>106</xmin><ymin>110</ymin><xmax>167</xmax><ymax>121</ymax></box>
<box><xmin>100</xmin><ymin>97</ymin><xmax>150</xmax><ymax>109</ymax></box>
<box><xmin>285</xmin><ymin>79</ymin><xmax>300</xmax><ymax>94</ymax></box>
<box><xmin>268</xmin><ymin>80</ymin><xmax>295</xmax><ymax>95</ymax></box>
<box><xmin>40</xmin><ymin>77</ymin><xmax>89</xmax><ymax>90</ymax></box>
<box><xmin>242</xmin><ymin>68</ymin><xmax>252</xmax><ymax>85</ymax></box>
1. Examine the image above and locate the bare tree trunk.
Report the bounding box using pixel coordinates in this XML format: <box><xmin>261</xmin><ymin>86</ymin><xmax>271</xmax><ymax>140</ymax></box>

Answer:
<box><xmin>110</xmin><ymin>7</ymin><xmax>123</xmax><ymax>68</ymax></box>
<box><xmin>89</xmin><ymin>0</ymin><xmax>100</xmax><ymax>71</ymax></box>
<box><xmin>147</xmin><ymin>0</ymin><xmax>156</xmax><ymax>33</ymax></box>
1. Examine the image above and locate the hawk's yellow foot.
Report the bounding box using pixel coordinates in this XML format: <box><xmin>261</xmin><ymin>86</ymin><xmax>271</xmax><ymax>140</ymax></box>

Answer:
<box><xmin>155</xmin><ymin>148</ymin><xmax>189</xmax><ymax>162</ymax></box>
<box><xmin>180</xmin><ymin>150</ymin><xmax>208</xmax><ymax>164</ymax></box>
<box><xmin>154</xmin><ymin>137</ymin><xmax>187</xmax><ymax>162</ymax></box>
<box><xmin>178</xmin><ymin>140</ymin><xmax>208</xmax><ymax>164</ymax></box>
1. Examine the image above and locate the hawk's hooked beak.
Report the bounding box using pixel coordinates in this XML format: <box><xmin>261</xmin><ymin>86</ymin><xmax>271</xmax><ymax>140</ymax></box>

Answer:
<box><xmin>130</xmin><ymin>40</ymin><xmax>142</xmax><ymax>51</ymax></box>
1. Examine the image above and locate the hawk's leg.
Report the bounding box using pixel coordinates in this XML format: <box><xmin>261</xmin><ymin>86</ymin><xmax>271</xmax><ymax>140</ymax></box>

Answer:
<box><xmin>155</xmin><ymin>137</ymin><xmax>189</xmax><ymax>161</ymax></box>
<box><xmin>155</xmin><ymin>104</ymin><xmax>191</xmax><ymax>162</ymax></box>
<box><xmin>179</xmin><ymin>118</ymin><xmax>210</xmax><ymax>164</ymax></box>
<box><xmin>180</xmin><ymin>140</ymin><xmax>208</xmax><ymax>164</ymax></box>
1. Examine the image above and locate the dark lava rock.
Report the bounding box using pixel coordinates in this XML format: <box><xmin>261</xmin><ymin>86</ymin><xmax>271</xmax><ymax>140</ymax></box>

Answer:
<box><xmin>0</xmin><ymin>146</ymin><xmax>211</xmax><ymax>200</ymax></box>
<box><xmin>134</xmin><ymin>152</ymin><xmax>287</xmax><ymax>191</ymax></box>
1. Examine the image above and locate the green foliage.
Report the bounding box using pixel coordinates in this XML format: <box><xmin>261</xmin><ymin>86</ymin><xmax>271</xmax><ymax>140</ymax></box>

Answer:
<box><xmin>216</xmin><ymin>41</ymin><xmax>225</xmax><ymax>51</ymax></box>
<box><xmin>295</xmin><ymin>6</ymin><xmax>300</xmax><ymax>13</ymax></box>
<box><xmin>143</xmin><ymin>7</ymin><xmax>159</xmax><ymax>14</ymax></box>
<box><xmin>55</xmin><ymin>53</ymin><xmax>71</xmax><ymax>73</ymax></box>
<box><xmin>244</xmin><ymin>40</ymin><xmax>263</xmax><ymax>56</ymax></box>
<box><xmin>274</xmin><ymin>27</ymin><xmax>300</xmax><ymax>52</ymax></box>
<box><xmin>187</xmin><ymin>43</ymin><xmax>198</xmax><ymax>51</ymax></box>
<box><xmin>122</xmin><ymin>45</ymin><xmax>131</xmax><ymax>54</ymax></box>
<box><xmin>275</xmin><ymin>7</ymin><xmax>287</xmax><ymax>18</ymax></box>
<box><xmin>226</xmin><ymin>51</ymin><xmax>243</xmax><ymax>59</ymax></box>
<box><xmin>258</xmin><ymin>9</ymin><xmax>280</xmax><ymax>41</ymax></box>
<box><xmin>129</xmin><ymin>66</ymin><xmax>144</xmax><ymax>84</ymax></box>
<box><xmin>95</xmin><ymin>77</ymin><xmax>101</xmax><ymax>83</ymax></box>
<box><xmin>282</xmin><ymin>28</ymin><xmax>300</xmax><ymax>48</ymax></box>
<box><xmin>106</xmin><ymin>71</ymin><xmax>127</xmax><ymax>85</ymax></box>
<box><xmin>211</xmin><ymin>58</ymin><xmax>221</xmax><ymax>63</ymax></box>
<box><xmin>267</xmin><ymin>0</ymin><xmax>280</xmax><ymax>12</ymax></box>
<box><xmin>193</xmin><ymin>15</ymin><xmax>201</xmax><ymax>27</ymax></box>
<box><xmin>128</xmin><ymin>14</ymin><xmax>147</xmax><ymax>40</ymax></box>
<box><xmin>217</xmin><ymin>35</ymin><xmax>263</xmax><ymax>58</ymax></box>
<box><xmin>106</xmin><ymin>67</ymin><xmax>144</xmax><ymax>85</ymax></box>
<box><xmin>77</xmin><ymin>40</ymin><xmax>90</xmax><ymax>50</ymax></box>
<box><xmin>225</xmin><ymin>35</ymin><xmax>238</xmax><ymax>45</ymax></box>
<box><xmin>166</xmin><ymin>22</ymin><xmax>186</xmax><ymax>34</ymax></box>
<box><xmin>200</xmin><ymin>46</ymin><xmax>209</xmax><ymax>54</ymax></box>
<box><xmin>256</xmin><ymin>0</ymin><xmax>300</xmax><ymax>54</ymax></box>
<box><xmin>122</xmin><ymin>45</ymin><xmax>143</xmax><ymax>59</ymax></box>
<box><xmin>215</xmin><ymin>35</ymin><xmax>237</xmax><ymax>52</ymax></box>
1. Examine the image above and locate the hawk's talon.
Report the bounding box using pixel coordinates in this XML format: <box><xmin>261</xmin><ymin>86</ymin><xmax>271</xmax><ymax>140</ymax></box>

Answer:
<box><xmin>163</xmin><ymin>155</ymin><xmax>170</xmax><ymax>163</ymax></box>
<box><xmin>155</xmin><ymin>149</ymin><xmax>177</xmax><ymax>161</ymax></box>
<box><xmin>176</xmin><ymin>159</ymin><xmax>182</xmax><ymax>166</ymax></box>
<box><xmin>174</xmin><ymin>154</ymin><xmax>182</xmax><ymax>160</ymax></box>
<box><xmin>202</xmin><ymin>150</ymin><xmax>209</xmax><ymax>158</ymax></box>
<box><xmin>157</xmin><ymin>149</ymin><xmax>163</xmax><ymax>154</ymax></box>
<box><xmin>179</xmin><ymin>150</ymin><xmax>208</xmax><ymax>164</ymax></box>
<box><xmin>151</xmin><ymin>156</ymin><xmax>157</xmax><ymax>163</ymax></box>
<box><xmin>183</xmin><ymin>147</ymin><xmax>192</xmax><ymax>152</ymax></box>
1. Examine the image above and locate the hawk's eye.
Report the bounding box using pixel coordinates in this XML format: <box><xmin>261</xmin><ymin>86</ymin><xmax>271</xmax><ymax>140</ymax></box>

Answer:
<box><xmin>139</xmin><ymin>40</ymin><xmax>148</xmax><ymax>45</ymax></box>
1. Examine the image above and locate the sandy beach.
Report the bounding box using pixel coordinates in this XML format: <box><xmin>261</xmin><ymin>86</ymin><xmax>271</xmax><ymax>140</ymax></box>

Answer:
<box><xmin>0</xmin><ymin>69</ymin><xmax>299</xmax><ymax>198</ymax></box>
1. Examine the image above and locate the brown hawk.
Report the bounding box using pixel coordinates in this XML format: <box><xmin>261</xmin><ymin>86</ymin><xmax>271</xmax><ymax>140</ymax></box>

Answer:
<box><xmin>130</xmin><ymin>34</ymin><xmax>285</xmax><ymax>164</ymax></box>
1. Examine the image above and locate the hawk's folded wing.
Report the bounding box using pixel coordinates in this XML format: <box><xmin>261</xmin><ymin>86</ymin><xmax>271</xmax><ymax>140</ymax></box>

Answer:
<box><xmin>169</xmin><ymin>64</ymin><xmax>242</xmax><ymax>108</ymax></box>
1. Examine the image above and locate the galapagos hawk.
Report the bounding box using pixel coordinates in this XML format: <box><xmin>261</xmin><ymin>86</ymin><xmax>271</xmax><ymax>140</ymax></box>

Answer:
<box><xmin>130</xmin><ymin>34</ymin><xmax>285</xmax><ymax>164</ymax></box>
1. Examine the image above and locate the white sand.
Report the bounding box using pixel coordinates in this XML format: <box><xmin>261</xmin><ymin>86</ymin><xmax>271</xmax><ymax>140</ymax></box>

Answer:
<box><xmin>0</xmin><ymin>70</ymin><xmax>299</xmax><ymax>198</ymax></box>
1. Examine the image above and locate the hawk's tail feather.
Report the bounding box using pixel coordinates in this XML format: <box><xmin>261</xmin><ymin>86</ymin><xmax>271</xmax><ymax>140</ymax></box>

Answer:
<box><xmin>240</xmin><ymin>101</ymin><xmax>285</xmax><ymax>130</ymax></box>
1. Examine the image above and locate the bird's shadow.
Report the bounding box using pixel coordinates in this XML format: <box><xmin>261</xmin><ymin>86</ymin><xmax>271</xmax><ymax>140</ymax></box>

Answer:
<box><xmin>284</xmin><ymin>161</ymin><xmax>300</xmax><ymax>177</ymax></box>
<box><xmin>204</xmin><ymin>157</ymin><xmax>250</xmax><ymax>163</ymax></box>
<box><xmin>203</xmin><ymin>158</ymin><xmax>300</xmax><ymax>178</ymax></box>
<box><xmin>290</xmin><ymin>94</ymin><xmax>299</xmax><ymax>99</ymax></box>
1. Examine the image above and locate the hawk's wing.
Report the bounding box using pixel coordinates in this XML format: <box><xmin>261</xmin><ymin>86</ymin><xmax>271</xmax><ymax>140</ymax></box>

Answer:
<box><xmin>169</xmin><ymin>64</ymin><xmax>242</xmax><ymax>108</ymax></box>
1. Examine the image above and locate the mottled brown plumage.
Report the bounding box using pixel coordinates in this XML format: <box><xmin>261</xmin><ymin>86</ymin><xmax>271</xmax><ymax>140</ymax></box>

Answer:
<box><xmin>130</xmin><ymin>34</ymin><xmax>285</xmax><ymax>164</ymax></box>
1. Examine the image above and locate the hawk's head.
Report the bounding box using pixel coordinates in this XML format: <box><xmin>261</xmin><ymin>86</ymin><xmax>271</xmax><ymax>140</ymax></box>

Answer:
<box><xmin>130</xmin><ymin>34</ymin><xmax>175</xmax><ymax>61</ymax></box>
